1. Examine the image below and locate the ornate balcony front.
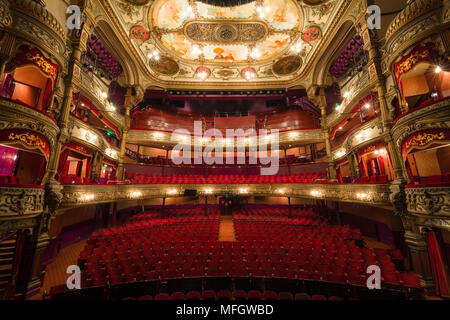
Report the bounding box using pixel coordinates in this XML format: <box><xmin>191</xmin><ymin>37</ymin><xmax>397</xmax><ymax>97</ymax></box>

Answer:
<box><xmin>127</xmin><ymin>128</ymin><xmax>324</xmax><ymax>149</ymax></box>
<box><xmin>72</xmin><ymin>69</ymin><xmax>125</xmax><ymax>128</ymax></box>
<box><xmin>68</xmin><ymin>117</ymin><xmax>120</xmax><ymax>162</ymax></box>
<box><xmin>405</xmin><ymin>185</ymin><xmax>450</xmax><ymax>230</ymax></box>
<box><xmin>326</xmin><ymin>70</ymin><xmax>371</xmax><ymax>127</ymax></box>
<box><xmin>58</xmin><ymin>182</ymin><xmax>392</xmax><ymax>209</ymax></box>
<box><xmin>331</xmin><ymin>117</ymin><xmax>385</xmax><ymax>161</ymax></box>
<box><xmin>0</xmin><ymin>97</ymin><xmax>60</xmax><ymax>147</ymax></box>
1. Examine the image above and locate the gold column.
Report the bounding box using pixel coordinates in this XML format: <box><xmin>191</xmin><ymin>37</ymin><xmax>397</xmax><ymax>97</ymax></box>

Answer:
<box><xmin>385</xmin><ymin>135</ymin><xmax>407</xmax><ymax>183</ymax></box>
<box><xmin>45</xmin><ymin>30</ymin><xmax>86</xmax><ymax>184</ymax></box>
<box><xmin>358</xmin><ymin>14</ymin><xmax>393</xmax><ymax>129</ymax></box>
<box><xmin>117</xmin><ymin>89</ymin><xmax>132</xmax><ymax>181</ymax></box>
<box><xmin>318</xmin><ymin>87</ymin><xmax>336</xmax><ymax>180</ymax></box>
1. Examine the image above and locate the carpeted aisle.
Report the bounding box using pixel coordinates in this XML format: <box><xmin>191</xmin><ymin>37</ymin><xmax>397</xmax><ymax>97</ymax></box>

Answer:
<box><xmin>218</xmin><ymin>216</ymin><xmax>236</xmax><ymax>242</ymax></box>
<box><xmin>28</xmin><ymin>240</ymin><xmax>86</xmax><ymax>300</ymax></box>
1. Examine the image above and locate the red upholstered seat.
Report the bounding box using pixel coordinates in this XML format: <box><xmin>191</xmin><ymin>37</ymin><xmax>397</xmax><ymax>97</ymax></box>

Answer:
<box><xmin>295</xmin><ymin>293</ymin><xmax>310</xmax><ymax>300</ymax></box>
<box><xmin>154</xmin><ymin>293</ymin><xmax>169</xmax><ymax>301</ymax></box>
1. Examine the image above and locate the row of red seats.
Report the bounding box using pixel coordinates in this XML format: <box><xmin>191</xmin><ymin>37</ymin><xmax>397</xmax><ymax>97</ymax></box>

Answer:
<box><xmin>125</xmin><ymin>172</ymin><xmax>325</xmax><ymax>184</ymax></box>
<box><xmin>136</xmin><ymin>155</ymin><xmax>312</xmax><ymax>167</ymax></box>
<box><xmin>124</xmin><ymin>291</ymin><xmax>341</xmax><ymax>301</ymax></box>
<box><xmin>360</xmin><ymin>175</ymin><xmax>389</xmax><ymax>184</ymax></box>
<box><xmin>0</xmin><ymin>175</ymin><xmax>19</xmax><ymax>184</ymax></box>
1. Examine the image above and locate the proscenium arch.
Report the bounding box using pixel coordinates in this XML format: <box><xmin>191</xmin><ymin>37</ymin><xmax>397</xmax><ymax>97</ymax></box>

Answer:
<box><xmin>312</xmin><ymin>19</ymin><xmax>357</xmax><ymax>88</ymax></box>
<box><xmin>93</xmin><ymin>17</ymin><xmax>141</xmax><ymax>87</ymax></box>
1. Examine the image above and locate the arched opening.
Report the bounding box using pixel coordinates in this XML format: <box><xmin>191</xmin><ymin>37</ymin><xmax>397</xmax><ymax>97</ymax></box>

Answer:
<box><xmin>358</xmin><ymin>141</ymin><xmax>395</xmax><ymax>183</ymax></box>
<box><xmin>402</xmin><ymin>129</ymin><xmax>450</xmax><ymax>185</ymax></box>
<box><xmin>57</xmin><ymin>141</ymin><xmax>94</xmax><ymax>185</ymax></box>
<box><xmin>1</xmin><ymin>45</ymin><xmax>58</xmax><ymax>112</ymax></box>
<box><xmin>395</xmin><ymin>43</ymin><xmax>449</xmax><ymax>112</ymax></box>
<box><xmin>0</xmin><ymin>129</ymin><xmax>49</xmax><ymax>185</ymax></box>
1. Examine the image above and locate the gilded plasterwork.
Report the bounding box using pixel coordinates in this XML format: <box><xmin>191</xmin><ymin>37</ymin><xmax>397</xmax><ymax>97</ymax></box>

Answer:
<box><xmin>107</xmin><ymin>0</ymin><xmax>343</xmax><ymax>84</ymax></box>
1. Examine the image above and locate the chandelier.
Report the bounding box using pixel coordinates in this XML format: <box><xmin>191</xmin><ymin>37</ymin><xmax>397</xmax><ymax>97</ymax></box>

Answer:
<box><xmin>197</xmin><ymin>0</ymin><xmax>256</xmax><ymax>7</ymax></box>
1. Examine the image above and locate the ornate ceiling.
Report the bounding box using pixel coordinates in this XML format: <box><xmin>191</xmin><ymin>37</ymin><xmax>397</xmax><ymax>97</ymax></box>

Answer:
<box><xmin>109</xmin><ymin>0</ymin><xmax>343</xmax><ymax>85</ymax></box>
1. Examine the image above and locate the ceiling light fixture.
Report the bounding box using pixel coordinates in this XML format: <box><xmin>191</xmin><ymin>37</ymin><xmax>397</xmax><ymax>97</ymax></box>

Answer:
<box><xmin>290</xmin><ymin>42</ymin><xmax>303</xmax><ymax>54</ymax></box>
<box><xmin>250</xmin><ymin>48</ymin><xmax>261</xmax><ymax>59</ymax></box>
<box><xmin>256</xmin><ymin>6</ymin><xmax>270</xmax><ymax>19</ymax></box>
<box><xmin>193</xmin><ymin>45</ymin><xmax>203</xmax><ymax>56</ymax></box>
<box><xmin>435</xmin><ymin>66</ymin><xmax>442</xmax><ymax>73</ymax></box>
<box><xmin>148</xmin><ymin>51</ymin><xmax>160</xmax><ymax>61</ymax></box>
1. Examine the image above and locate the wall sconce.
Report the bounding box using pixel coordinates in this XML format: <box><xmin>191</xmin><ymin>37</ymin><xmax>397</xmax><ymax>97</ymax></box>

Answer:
<box><xmin>204</xmin><ymin>188</ymin><xmax>213</xmax><ymax>194</ymax></box>
<box><xmin>276</xmin><ymin>189</ymin><xmax>285</xmax><ymax>194</ymax></box>
<box><xmin>239</xmin><ymin>188</ymin><xmax>248</xmax><ymax>194</ymax></box>
<box><xmin>130</xmin><ymin>191</ymin><xmax>142</xmax><ymax>198</ymax></box>
<box><xmin>310</xmin><ymin>190</ymin><xmax>323</xmax><ymax>197</ymax></box>
<box><xmin>148</xmin><ymin>51</ymin><xmax>160</xmax><ymax>61</ymax></box>
<box><xmin>154</xmin><ymin>132</ymin><xmax>163</xmax><ymax>139</ymax></box>
<box><xmin>336</xmin><ymin>149</ymin><xmax>346</xmax><ymax>158</ymax></box>
<box><xmin>80</xmin><ymin>193</ymin><xmax>95</xmax><ymax>201</ymax></box>
<box><xmin>356</xmin><ymin>192</ymin><xmax>369</xmax><ymax>200</ymax></box>
<box><xmin>167</xmin><ymin>189</ymin><xmax>178</xmax><ymax>195</ymax></box>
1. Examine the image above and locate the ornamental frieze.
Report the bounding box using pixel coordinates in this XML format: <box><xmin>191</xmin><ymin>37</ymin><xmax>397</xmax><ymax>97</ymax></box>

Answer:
<box><xmin>59</xmin><ymin>183</ymin><xmax>392</xmax><ymax>209</ymax></box>
<box><xmin>0</xmin><ymin>99</ymin><xmax>59</xmax><ymax>146</ymax></box>
<box><xmin>405</xmin><ymin>187</ymin><xmax>450</xmax><ymax>216</ymax></box>
<box><xmin>0</xmin><ymin>186</ymin><xmax>45</xmax><ymax>216</ymax></box>
<box><xmin>184</xmin><ymin>21</ymin><xmax>267</xmax><ymax>44</ymax></box>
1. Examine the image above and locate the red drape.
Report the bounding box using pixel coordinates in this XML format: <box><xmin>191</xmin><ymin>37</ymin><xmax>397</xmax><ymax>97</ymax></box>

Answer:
<box><xmin>57</xmin><ymin>149</ymin><xmax>70</xmax><ymax>179</ymax></box>
<box><xmin>85</xmin><ymin>158</ymin><xmax>92</xmax><ymax>182</ymax></box>
<box><xmin>377</xmin><ymin>156</ymin><xmax>385</xmax><ymax>175</ymax></box>
<box><xmin>36</xmin><ymin>158</ymin><xmax>47</xmax><ymax>184</ymax></box>
<box><xmin>42</xmin><ymin>77</ymin><xmax>53</xmax><ymax>111</ymax></box>
<box><xmin>426</xmin><ymin>231</ymin><xmax>450</xmax><ymax>297</ymax></box>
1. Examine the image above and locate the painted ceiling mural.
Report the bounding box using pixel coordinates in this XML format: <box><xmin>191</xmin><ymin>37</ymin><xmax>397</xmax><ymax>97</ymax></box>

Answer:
<box><xmin>110</xmin><ymin>0</ymin><xmax>342</xmax><ymax>83</ymax></box>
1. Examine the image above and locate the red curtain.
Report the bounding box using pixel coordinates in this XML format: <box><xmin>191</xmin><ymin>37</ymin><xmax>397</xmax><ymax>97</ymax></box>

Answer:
<box><xmin>42</xmin><ymin>78</ymin><xmax>53</xmax><ymax>111</ymax></box>
<box><xmin>426</xmin><ymin>231</ymin><xmax>450</xmax><ymax>297</ymax></box>
<box><xmin>36</xmin><ymin>158</ymin><xmax>47</xmax><ymax>184</ymax></box>
<box><xmin>377</xmin><ymin>157</ymin><xmax>385</xmax><ymax>175</ymax></box>
<box><xmin>85</xmin><ymin>158</ymin><xmax>92</xmax><ymax>182</ymax></box>
<box><xmin>57</xmin><ymin>149</ymin><xmax>70</xmax><ymax>179</ymax></box>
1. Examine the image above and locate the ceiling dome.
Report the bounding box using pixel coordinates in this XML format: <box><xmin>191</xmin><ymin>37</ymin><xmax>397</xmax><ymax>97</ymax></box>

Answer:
<box><xmin>152</xmin><ymin>0</ymin><xmax>301</xmax><ymax>64</ymax></box>
<box><xmin>385</xmin><ymin>0</ymin><xmax>442</xmax><ymax>41</ymax></box>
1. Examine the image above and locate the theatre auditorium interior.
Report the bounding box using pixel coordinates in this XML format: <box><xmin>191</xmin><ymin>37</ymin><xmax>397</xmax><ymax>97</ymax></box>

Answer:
<box><xmin>0</xmin><ymin>0</ymin><xmax>449</xmax><ymax>302</ymax></box>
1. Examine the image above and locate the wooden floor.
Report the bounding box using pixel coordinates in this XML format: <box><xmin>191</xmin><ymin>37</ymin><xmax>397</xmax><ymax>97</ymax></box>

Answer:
<box><xmin>218</xmin><ymin>216</ymin><xmax>237</xmax><ymax>242</ymax></box>
<box><xmin>28</xmin><ymin>240</ymin><xmax>86</xmax><ymax>300</ymax></box>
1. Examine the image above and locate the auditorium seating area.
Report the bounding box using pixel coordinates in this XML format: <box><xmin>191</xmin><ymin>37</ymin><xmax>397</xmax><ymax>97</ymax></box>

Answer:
<box><xmin>126</xmin><ymin>152</ymin><xmax>313</xmax><ymax>167</ymax></box>
<box><xmin>66</xmin><ymin>205</ymin><xmax>423</xmax><ymax>300</ymax></box>
<box><xmin>125</xmin><ymin>172</ymin><xmax>326</xmax><ymax>184</ymax></box>
<box><xmin>119</xmin><ymin>291</ymin><xmax>343</xmax><ymax>301</ymax></box>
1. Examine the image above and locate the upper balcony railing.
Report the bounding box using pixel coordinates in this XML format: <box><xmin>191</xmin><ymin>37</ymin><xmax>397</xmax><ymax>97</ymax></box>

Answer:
<box><xmin>327</xmin><ymin>70</ymin><xmax>371</xmax><ymax>127</ymax></box>
<box><xmin>57</xmin><ymin>180</ymin><xmax>392</xmax><ymax>209</ymax></box>
<box><xmin>331</xmin><ymin>117</ymin><xmax>384</xmax><ymax>162</ymax></box>
<box><xmin>74</xmin><ymin>67</ymin><xmax>125</xmax><ymax>128</ymax></box>
<box><xmin>69</xmin><ymin>117</ymin><xmax>120</xmax><ymax>162</ymax></box>
<box><xmin>127</xmin><ymin>127</ymin><xmax>324</xmax><ymax>148</ymax></box>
